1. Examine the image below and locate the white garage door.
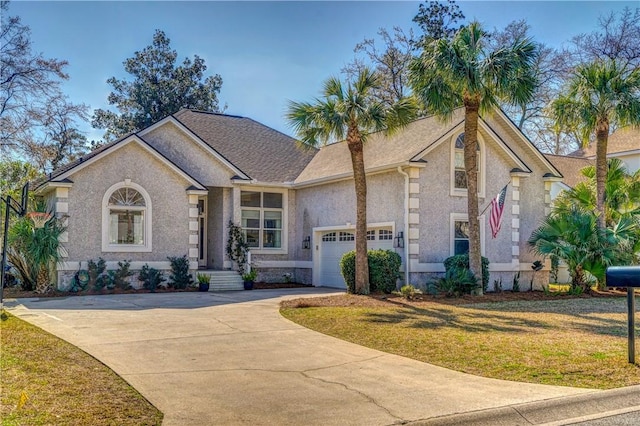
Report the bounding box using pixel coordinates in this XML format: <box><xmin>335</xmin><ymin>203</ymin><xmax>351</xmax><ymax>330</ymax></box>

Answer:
<box><xmin>318</xmin><ymin>228</ymin><xmax>395</xmax><ymax>289</ymax></box>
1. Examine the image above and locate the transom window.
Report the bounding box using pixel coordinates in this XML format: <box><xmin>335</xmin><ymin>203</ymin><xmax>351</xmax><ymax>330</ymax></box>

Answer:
<box><xmin>102</xmin><ymin>182</ymin><xmax>152</xmax><ymax>253</ymax></box>
<box><xmin>378</xmin><ymin>229</ymin><xmax>393</xmax><ymax>240</ymax></box>
<box><xmin>339</xmin><ymin>232</ymin><xmax>354</xmax><ymax>242</ymax></box>
<box><xmin>241</xmin><ymin>191</ymin><xmax>283</xmax><ymax>249</ymax></box>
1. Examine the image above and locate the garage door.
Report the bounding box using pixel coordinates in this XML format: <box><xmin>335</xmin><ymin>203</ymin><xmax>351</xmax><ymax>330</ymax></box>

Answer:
<box><xmin>318</xmin><ymin>228</ymin><xmax>395</xmax><ymax>289</ymax></box>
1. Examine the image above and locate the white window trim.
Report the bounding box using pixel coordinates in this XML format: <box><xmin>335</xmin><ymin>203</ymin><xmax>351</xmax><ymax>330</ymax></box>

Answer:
<box><xmin>449</xmin><ymin>213</ymin><xmax>485</xmax><ymax>257</ymax></box>
<box><xmin>450</xmin><ymin>132</ymin><xmax>486</xmax><ymax>198</ymax></box>
<box><xmin>102</xmin><ymin>181</ymin><xmax>152</xmax><ymax>253</ymax></box>
<box><xmin>240</xmin><ymin>187</ymin><xmax>288</xmax><ymax>255</ymax></box>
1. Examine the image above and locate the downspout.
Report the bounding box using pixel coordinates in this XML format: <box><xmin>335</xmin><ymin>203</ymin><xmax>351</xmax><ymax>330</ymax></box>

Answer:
<box><xmin>397</xmin><ymin>167</ymin><xmax>410</xmax><ymax>285</ymax></box>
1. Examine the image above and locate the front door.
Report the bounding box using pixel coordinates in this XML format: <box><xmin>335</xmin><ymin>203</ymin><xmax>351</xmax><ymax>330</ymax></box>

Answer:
<box><xmin>198</xmin><ymin>198</ymin><xmax>207</xmax><ymax>268</ymax></box>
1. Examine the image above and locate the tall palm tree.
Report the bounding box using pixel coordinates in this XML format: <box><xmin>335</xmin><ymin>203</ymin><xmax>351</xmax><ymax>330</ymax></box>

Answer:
<box><xmin>551</xmin><ymin>59</ymin><xmax>640</xmax><ymax>230</ymax></box>
<box><xmin>287</xmin><ymin>68</ymin><xmax>417</xmax><ymax>294</ymax></box>
<box><xmin>409</xmin><ymin>22</ymin><xmax>537</xmax><ymax>293</ymax></box>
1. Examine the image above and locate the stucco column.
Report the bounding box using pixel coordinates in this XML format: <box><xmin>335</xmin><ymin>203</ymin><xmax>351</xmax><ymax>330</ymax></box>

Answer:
<box><xmin>407</xmin><ymin>168</ymin><xmax>420</xmax><ymax>261</ymax></box>
<box><xmin>510</xmin><ymin>176</ymin><xmax>520</xmax><ymax>265</ymax></box>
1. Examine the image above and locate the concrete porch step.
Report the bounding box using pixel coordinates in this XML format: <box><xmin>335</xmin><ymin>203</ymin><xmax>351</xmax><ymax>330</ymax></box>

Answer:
<box><xmin>197</xmin><ymin>270</ymin><xmax>244</xmax><ymax>291</ymax></box>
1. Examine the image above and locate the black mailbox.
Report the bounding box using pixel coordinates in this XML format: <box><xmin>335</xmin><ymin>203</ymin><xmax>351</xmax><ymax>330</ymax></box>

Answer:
<box><xmin>606</xmin><ymin>266</ymin><xmax>640</xmax><ymax>287</ymax></box>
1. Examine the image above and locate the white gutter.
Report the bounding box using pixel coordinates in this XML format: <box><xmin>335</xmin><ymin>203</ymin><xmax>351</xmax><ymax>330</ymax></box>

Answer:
<box><xmin>397</xmin><ymin>166</ymin><xmax>410</xmax><ymax>285</ymax></box>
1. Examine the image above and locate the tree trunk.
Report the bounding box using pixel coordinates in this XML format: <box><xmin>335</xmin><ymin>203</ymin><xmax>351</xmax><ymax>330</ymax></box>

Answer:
<box><xmin>347</xmin><ymin>125</ymin><xmax>370</xmax><ymax>294</ymax></box>
<box><xmin>463</xmin><ymin>98</ymin><xmax>483</xmax><ymax>295</ymax></box>
<box><xmin>35</xmin><ymin>265</ymin><xmax>52</xmax><ymax>294</ymax></box>
<box><xmin>595</xmin><ymin>119</ymin><xmax>609</xmax><ymax>230</ymax></box>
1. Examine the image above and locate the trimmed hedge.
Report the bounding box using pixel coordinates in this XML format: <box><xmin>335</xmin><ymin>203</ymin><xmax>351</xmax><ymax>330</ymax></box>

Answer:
<box><xmin>443</xmin><ymin>254</ymin><xmax>490</xmax><ymax>292</ymax></box>
<box><xmin>339</xmin><ymin>249</ymin><xmax>402</xmax><ymax>293</ymax></box>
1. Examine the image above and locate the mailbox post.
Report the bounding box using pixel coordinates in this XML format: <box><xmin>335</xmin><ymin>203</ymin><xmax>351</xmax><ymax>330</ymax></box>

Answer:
<box><xmin>606</xmin><ymin>266</ymin><xmax>640</xmax><ymax>364</ymax></box>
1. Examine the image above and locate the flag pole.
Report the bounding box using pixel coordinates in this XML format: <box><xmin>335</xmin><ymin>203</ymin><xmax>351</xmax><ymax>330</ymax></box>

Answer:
<box><xmin>479</xmin><ymin>182</ymin><xmax>510</xmax><ymax>217</ymax></box>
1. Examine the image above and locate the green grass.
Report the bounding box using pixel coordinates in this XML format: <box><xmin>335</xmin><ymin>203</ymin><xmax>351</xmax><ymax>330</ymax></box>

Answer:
<box><xmin>281</xmin><ymin>296</ymin><xmax>640</xmax><ymax>389</ymax></box>
<box><xmin>1</xmin><ymin>311</ymin><xmax>163</xmax><ymax>425</ymax></box>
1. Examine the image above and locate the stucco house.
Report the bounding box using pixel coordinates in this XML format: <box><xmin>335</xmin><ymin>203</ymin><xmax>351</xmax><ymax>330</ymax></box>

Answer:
<box><xmin>36</xmin><ymin>107</ymin><xmax>564</xmax><ymax>291</ymax></box>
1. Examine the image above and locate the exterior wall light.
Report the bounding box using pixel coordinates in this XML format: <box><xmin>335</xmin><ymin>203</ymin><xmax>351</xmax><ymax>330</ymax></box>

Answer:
<box><xmin>394</xmin><ymin>231</ymin><xmax>404</xmax><ymax>249</ymax></box>
<box><xmin>302</xmin><ymin>236</ymin><xmax>311</xmax><ymax>249</ymax></box>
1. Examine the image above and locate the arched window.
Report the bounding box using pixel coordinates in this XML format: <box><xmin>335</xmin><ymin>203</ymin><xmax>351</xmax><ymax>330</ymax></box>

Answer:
<box><xmin>102</xmin><ymin>182</ymin><xmax>152</xmax><ymax>252</ymax></box>
<box><xmin>451</xmin><ymin>132</ymin><xmax>485</xmax><ymax>197</ymax></box>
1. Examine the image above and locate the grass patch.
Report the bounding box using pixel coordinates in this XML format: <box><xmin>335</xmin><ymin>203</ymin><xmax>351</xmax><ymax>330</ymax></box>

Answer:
<box><xmin>281</xmin><ymin>296</ymin><xmax>640</xmax><ymax>389</ymax></box>
<box><xmin>1</xmin><ymin>311</ymin><xmax>163</xmax><ymax>425</ymax></box>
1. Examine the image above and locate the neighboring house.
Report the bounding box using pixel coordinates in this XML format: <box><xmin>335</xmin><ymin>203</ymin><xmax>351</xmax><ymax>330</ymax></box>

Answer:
<box><xmin>570</xmin><ymin>127</ymin><xmax>640</xmax><ymax>174</ymax></box>
<box><xmin>36</xmin><ymin>108</ymin><xmax>563</xmax><ymax>291</ymax></box>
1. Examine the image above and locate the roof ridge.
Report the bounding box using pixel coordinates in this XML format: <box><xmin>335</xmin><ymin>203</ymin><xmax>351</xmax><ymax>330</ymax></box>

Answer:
<box><xmin>178</xmin><ymin>108</ymin><xmax>245</xmax><ymax>119</ymax></box>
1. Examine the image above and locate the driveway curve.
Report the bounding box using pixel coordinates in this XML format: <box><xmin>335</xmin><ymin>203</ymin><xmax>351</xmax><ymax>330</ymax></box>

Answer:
<box><xmin>6</xmin><ymin>289</ymin><xmax>595</xmax><ymax>425</ymax></box>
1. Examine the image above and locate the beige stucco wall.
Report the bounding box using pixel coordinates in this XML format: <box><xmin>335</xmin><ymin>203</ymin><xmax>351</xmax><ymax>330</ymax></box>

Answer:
<box><xmin>144</xmin><ymin>122</ymin><xmax>236</xmax><ymax>187</ymax></box>
<box><xmin>295</xmin><ymin>170</ymin><xmax>405</xmax><ymax>247</ymax></box>
<box><xmin>63</xmin><ymin>141</ymin><xmax>193</xmax><ymax>264</ymax></box>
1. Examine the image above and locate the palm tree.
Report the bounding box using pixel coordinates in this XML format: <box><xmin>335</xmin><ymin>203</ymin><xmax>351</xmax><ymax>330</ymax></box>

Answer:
<box><xmin>409</xmin><ymin>22</ymin><xmax>537</xmax><ymax>293</ymax></box>
<box><xmin>551</xmin><ymin>59</ymin><xmax>640</xmax><ymax>230</ymax></box>
<box><xmin>528</xmin><ymin>207</ymin><xmax>637</xmax><ymax>292</ymax></box>
<box><xmin>532</xmin><ymin>159</ymin><xmax>640</xmax><ymax>291</ymax></box>
<box><xmin>287</xmin><ymin>68</ymin><xmax>417</xmax><ymax>294</ymax></box>
<box><xmin>8</xmin><ymin>209</ymin><xmax>66</xmax><ymax>293</ymax></box>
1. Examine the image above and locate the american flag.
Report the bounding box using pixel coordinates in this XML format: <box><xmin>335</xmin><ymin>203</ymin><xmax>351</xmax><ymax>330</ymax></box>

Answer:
<box><xmin>490</xmin><ymin>185</ymin><xmax>508</xmax><ymax>239</ymax></box>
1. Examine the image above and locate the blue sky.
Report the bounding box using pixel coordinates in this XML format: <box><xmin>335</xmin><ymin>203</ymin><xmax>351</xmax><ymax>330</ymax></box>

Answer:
<box><xmin>10</xmin><ymin>1</ymin><xmax>637</xmax><ymax>140</ymax></box>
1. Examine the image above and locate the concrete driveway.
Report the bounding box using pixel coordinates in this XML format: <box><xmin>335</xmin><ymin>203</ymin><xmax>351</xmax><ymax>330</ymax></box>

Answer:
<box><xmin>5</xmin><ymin>289</ymin><xmax>596</xmax><ymax>425</ymax></box>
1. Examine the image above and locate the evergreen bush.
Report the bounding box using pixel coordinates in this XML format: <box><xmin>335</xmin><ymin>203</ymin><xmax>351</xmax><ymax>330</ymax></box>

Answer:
<box><xmin>138</xmin><ymin>264</ymin><xmax>166</xmax><ymax>292</ymax></box>
<box><xmin>339</xmin><ymin>249</ymin><xmax>402</xmax><ymax>294</ymax></box>
<box><xmin>168</xmin><ymin>255</ymin><xmax>193</xmax><ymax>289</ymax></box>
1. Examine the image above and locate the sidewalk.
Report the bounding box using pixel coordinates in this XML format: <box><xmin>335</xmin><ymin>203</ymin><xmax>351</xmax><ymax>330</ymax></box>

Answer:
<box><xmin>6</xmin><ymin>289</ymin><xmax>634</xmax><ymax>425</ymax></box>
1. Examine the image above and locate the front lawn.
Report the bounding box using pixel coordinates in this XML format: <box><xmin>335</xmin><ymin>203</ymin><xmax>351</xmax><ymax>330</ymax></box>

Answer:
<box><xmin>0</xmin><ymin>312</ymin><xmax>163</xmax><ymax>425</ymax></box>
<box><xmin>281</xmin><ymin>293</ymin><xmax>640</xmax><ymax>389</ymax></box>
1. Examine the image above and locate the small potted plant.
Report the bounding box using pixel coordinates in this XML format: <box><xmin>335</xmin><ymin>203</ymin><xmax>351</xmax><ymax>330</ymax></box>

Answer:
<box><xmin>196</xmin><ymin>273</ymin><xmax>210</xmax><ymax>292</ymax></box>
<box><xmin>242</xmin><ymin>269</ymin><xmax>257</xmax><ymax>290</ymax></box>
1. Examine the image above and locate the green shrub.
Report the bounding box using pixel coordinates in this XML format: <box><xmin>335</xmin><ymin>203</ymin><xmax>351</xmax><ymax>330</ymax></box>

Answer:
<box><xmin>104</xmin><ymin>260</ymin><xmax>134</xmax><ymax>290</ymax></box>
<box><xmin>339</xmin><ymin>251</ymin><xmax>357</xmax><ymax>293</ymax></box>
<box><xmin>87</xmin><ymin>258</ymin><xmax>107</xmax><ymax>290</ymax></box>
<box><xmin>433</xmin><ymin>269</ymin><xmax>479</xmax><ymax>297</ymax></box>
<box><xmin>397</xmin><ymin>284</ymin><xmax>422</xmax><ymax>300</ymax></box>
<box><xmin>138</xmin><ymin>264</ymin><xmax>166</xmax><ymax>292</ymax></box>
<box><xmin>339</xmin><ymin>249</ymin><xmax>402</xmax><ymax>294</ymax></box>
<box><xmin>168</xmin><ymin>255</ymin><xmax>193</xmax><ymax>289</ymax></box>
<box><xmin>443</xmin><ymin>254</ymin><xmax>490</xmax><ymax>292</ymax></box>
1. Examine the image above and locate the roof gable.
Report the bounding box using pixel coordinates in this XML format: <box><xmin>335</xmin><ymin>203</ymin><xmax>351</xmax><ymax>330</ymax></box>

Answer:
<box><xmin>294</xmin><ymin>108</ymin><xmax>545</xmax><ymax>186</ymax></box>
<box><xmin>138</xmin><ymin>115</ymin><xmax>250</xmax><ymax>180</ymax></box>
<box><xmin>39</xmin><ymin>134</ymin><xmax>206</xmax><ymax>191</ymax></box>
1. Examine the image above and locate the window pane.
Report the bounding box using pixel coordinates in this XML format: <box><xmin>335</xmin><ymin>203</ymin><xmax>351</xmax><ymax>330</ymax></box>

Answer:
<box><xmin>110</xmin><ymin>209</ymin><xmax>144</xmax><ymax>245</ymax></box>
<box><xmin>455</xmin><ymin>151</ymin><xmax>465</xmax><ymax>169</ymax></box>
<box><xmin>244</xmin><ymin>229</ymin><xmax>259</xmax><ymax>248</ymax></box>
<box><xmin>264</xmin><ymin>211</ymin><xmax>282</xmax><ymax>229</ymax></box>
<box><xmin>263</xmin><ymin>230</ymin><xmax>281</xmax><ymax>248</ymax></box>
<box><xmin>454</xmin><ymin>221</ymin><xmax>469</xmax><ymax>238</ymax></box>
<box><xmin>241</xmin><ymin>191</ymin><xmax>260</xmax><ymax>207</ymax></box>
<box><xmin>455</xmin><ymin>133</ymin><xmax>465</xmax><ymax>149</ymax></box>
<box><xmin>454</xmin><ymin>170</ymin><xmax>467</xmax><ymax>189</ymax></box>
<box><xmin>241</xmin><ymin>210</ymin><xmax>260</xmax><ymax>228</ymax></box>
<box><xmin>454</xmin><ymin>240</ymin><xmax>469</xmax><ymax>255</ymax></box>
<box><xmin>263</xmin><ymin>192</ymin><xmax>283</xmax><ymax>208</ymax></box>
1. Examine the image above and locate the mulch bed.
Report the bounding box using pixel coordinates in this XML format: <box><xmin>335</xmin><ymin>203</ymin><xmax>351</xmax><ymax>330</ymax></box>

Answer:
<box><xmin>2</xmin><ymin>282</ymin><xmax>312</xmax><ymax>299</ymax></box>
<box><xmin>280</xmin><ymin>288</ymin><xmax>630</xmax><ymax>309</ymax></box>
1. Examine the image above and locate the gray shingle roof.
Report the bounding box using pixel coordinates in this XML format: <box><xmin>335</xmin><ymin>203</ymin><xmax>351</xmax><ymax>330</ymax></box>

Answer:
<box><xmin>173</xmin><ymin>110</ymin><xmax>317</xmax><ymax>183</ymax></box>
<box><xmin>543</xmin><ymin>154</ymin><xmax>594</xmax><ymax>188</ymax></box>
<box><xmin>295</xmin><ymin>109</ymin><xmax>465</xmax><ymax>185</ymax></box>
